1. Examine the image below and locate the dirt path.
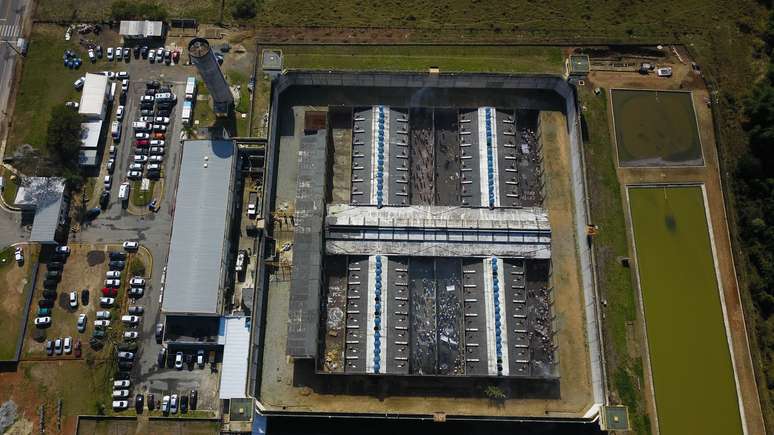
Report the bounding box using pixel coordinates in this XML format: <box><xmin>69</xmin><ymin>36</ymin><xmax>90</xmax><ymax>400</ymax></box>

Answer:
<box><xmin>587</xmin><ymin>65</ymin><xmax>766</xmax><ymax>435</ymax></box>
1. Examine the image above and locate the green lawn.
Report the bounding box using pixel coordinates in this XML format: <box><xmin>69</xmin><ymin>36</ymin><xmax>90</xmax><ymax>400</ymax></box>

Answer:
<box><xmin>580</xmin><ymin>87</ymin><xmax>650</xmax><ymax>434</ymax></box>
<box><xmin>7</xmin><ymin>25</ymin><xmax>117</xmax><ymax>159</ymax></box>
<box><xmin>226</xmin><ymin>70</ymin><xmax>251</xmax><ymax>136</ymax></box>
<box><xmin>130</xmin><ymin>180</ymin><xmax>155</xmax><ymax>207</ymax></box>
<box><xmin>0</xmin><ymin>245</ymin><xmax>38</xmax><ymax>360</ymax></box>
<box><xmin>629</xmin><ymin>186</ymin><xmax>742</xmax><ymax>435</ymax></box>
<box><xmin>1</xmin><ymin>169</ymin><xmax>19</xmax><ymax>206</ymax></box>
<box><xmin>280</xmin><ymin>45</ymin><xmax>563</xmax><ymax>74</ymax></box>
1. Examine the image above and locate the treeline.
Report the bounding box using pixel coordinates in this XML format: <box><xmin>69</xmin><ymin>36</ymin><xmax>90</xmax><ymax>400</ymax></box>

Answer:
<box><xmin>739</xmin><ymin>10</ymin><xmax>774</xmax><ymax>407</ymax></box>
<box><xmin>110</xmin><ymin>1</ymin><xmax>167</xmax><ymax>21</ymax></box>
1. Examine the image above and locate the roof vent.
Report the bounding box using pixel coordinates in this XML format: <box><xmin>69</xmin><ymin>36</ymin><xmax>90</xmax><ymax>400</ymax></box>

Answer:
<box><xmin>204</xmin><ymin>155</ymin><xmax>209</xmax><ymax>161</ymax></box>
<box><xmin>203</xmin><ymin>163</ymin><xmax>208</xmax><ymax>168</ymax></box>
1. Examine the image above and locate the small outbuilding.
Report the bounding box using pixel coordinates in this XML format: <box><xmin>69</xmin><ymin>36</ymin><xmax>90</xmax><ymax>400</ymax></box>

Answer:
<box><xmin>14</xmin><ymin>177</ymin><xmax>69</xmax><ymax>244</ymax></box>
<box><xmin>119</xmin><ymin>20</ymin><xmax>165</xmax><ymax>41</ymax></box>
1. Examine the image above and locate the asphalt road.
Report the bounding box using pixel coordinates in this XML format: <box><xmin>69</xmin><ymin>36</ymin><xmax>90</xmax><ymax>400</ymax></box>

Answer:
<box><xmin>0</xmin><ymin>0</ymin><xmax>29</xmax><ymax>136</ymax></box>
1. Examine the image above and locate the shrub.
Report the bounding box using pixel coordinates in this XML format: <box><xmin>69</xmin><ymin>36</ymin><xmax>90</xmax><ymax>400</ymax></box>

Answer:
<box><xmin>232</xmin><ymin>0</ymin><xmax>258</xmax><ymax>19</ymax></box>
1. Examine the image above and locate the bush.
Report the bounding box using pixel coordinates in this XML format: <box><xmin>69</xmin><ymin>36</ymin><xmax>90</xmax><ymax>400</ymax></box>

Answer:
<box><xmin>483</xmin><ymin>385</ymin><xmax>506</xmax><ymax>402</ymax></box>
<box><xmin>129</xmin><ymin>258</ymin><xmax>145</xmax><ymax>277</ymax></box>
<box><xmin>232</xmin><ymin>0</ymin><xmax>258</xmax><ymax>19</ymax></box>
<box><xmin>111</xmin><ymin>0</ymin><xmax>167</xmax><ymax>21</ymax></box>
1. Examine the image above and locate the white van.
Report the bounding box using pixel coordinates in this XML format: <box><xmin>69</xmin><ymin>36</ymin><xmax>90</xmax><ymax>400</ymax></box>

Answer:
<box><xmin>132</xmin><ymin>121</ymin><xmax>151</xmax><ymax>131</ymax></box>
<box><xmin>118</xmin><ymin>182</ymin><xmax>130</xmax><ymax>201</ymax></box>
<box><xmin>111</xmin><ymin>121</ymin><xmax>121</xmax><ymax>140</ymax></box>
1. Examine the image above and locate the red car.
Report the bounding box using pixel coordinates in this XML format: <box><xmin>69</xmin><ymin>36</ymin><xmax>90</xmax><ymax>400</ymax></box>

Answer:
<box><xmin>136</xmin><ymin>139</ymin><xmax>150</xmax><ymax>147</ymax></box>
<box><xmin>153</xmin><ymin>132</ymin><xmax>165</xmax><ymax>139</ymax></box>
<box><xmin>101</xmin><ymin>287</ymin><xmax>117</xmax><ymax>297</ymax></box>
<box><xmin>74</xmin><ymin>340</ymin><xmax>82</xmax><ymax>357</ymax></box>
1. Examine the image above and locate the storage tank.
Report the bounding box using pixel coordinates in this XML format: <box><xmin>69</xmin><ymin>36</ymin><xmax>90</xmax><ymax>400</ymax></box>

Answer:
<box><xmin>188</xmin><ymin>38</ymin><xmax>233</xmax><ymax>117</ymax></box>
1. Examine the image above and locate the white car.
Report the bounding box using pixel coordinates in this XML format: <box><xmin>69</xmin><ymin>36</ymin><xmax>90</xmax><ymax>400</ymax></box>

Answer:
<box><xmin>147</xmin><ymin>163</ymin><xmax>161</xmax><ymax>171</ymax></box>
<box><xmin>170</xmin><ymin>394</ymin><xmax>178</xmax><ymax>413</ymax></box>
<box><xmin>123</xmin><ymin>241</ymin><xmax>139</xmax><ymax>251</ymax></box>
<box><xmin>34</xmin><ymin>317</ymin><xmax>51</xmax><ymax>327</ymax></box>
<box><xmin>140</xmin><ymin>95</ymin><xmax>154</xmax><ymax>103</ymax></box>
<box><xmin>656</xmin><ymin>66</ymin><xmax>673</xmax><ymax>77</ymax></box>
<box><xmin>140</xmin><ymin>116</ymin><xmax>154</xmax><ymax>123</ymax></box>
<box><xmin>96</xmin><ymin>310</ymin><xmax>111</xmax><ymax>320</ymax></box>
<box><xmin>115</xmin><ymin>47</ymin><xmax>123</xmax><ymax>60</ymax></box>
<box><xmin>109</xmin><ymin>145</ymin><xmax>117</xmax><ymax>156</ymax></box>
<box><xmin>69</xmin><ymin>291</ymin><xmax>78</xmax><ymax>309</ymax></box>
<box><xmin>154</xmin><ymin>116</ymin><xmax>170</xmax><ymax>124</ymax></box>
<box><xmin>129</xmin><ymin>277</ymin><xmax>145</xmax><ymax>287</ymax></box>
<box><xmin>113</xmin><ymin>380</ymin><xmax>131</xmax><ymax>388</ymax></box>
<box><xmin>87</xmin><ymin>49</ymin><xmax>95</xmax><ymax>61</ymax></box>
<box><xmin>14</xmin><ymin>247</ymin><xmax>23</xmax><ymax>264</ymax></box>
<box><xmin>117</xmin><ymin>351</ymin><xmax>134</xmax><ymax>360</ymax></box>
<box><xmin>116</xmin><ymin>105</ymin><xmax>124</xmax><ymax>120</ymax></box>
<box><xmin>112</xmin><ymin>400</ymin><xmax>128</xmax><ymax>410</ymax></box>
<box><xmin>63</xmin><ymin>337</ymin><xmax>72</xmax><ymax>354</ymax></box>
<box><xmin>99</xmin><ymin>297</ymin><xmax>116</xmax><ymax>307</ymax></box>
<box><xmin>175</xmin><ymin>352</ymin><xmax>183</xmax><ymax>369</ymax></box>
<box><xmin>149</xmin><ymin>50</ymin><xmax>156</xmax><ymax>63</ymax></box>
<box><xmin>127</xmin><ymin>170</ymin><xmax>142</xmax><ymax>180</ymax></box>
<box><xmin>135</xmin><ymin>132</ymin><xmax>150</xmax><ymax>139</ymax></box>
<box><xmin>55</xmin><ymin>245</ymin><xmax>71</xmax><ymax>255</ymax></box>
<box><xmin>128</xmin><ymin>287</ymin><xmax>144</xmax><ymax>298</ymax></box>
<box><xmin>156</xmin><ymin>48</ymin><xmax>165</xmax><ymax>58</ymax></box>
<box><xmin>106</xmin><ymin>270</ymin><xmax>121</xmax><ymax>279</ymax></box>
<box><xmin>129</xmin><ymin>163</ymin><xmax>144</xmax><ymax>171</ymax></box>
<box><xmin>152</xmin><ymin>124</ymin><xmax>167</xmax><ymax>132</ymax></box>
<box><xmin>149</xmin><ymin>139</ymin><xmax>165</xmax><ymax>146</ymax></box>
<box><xmin>121</xmin><ymin>315</ymin><xmax>140</xmax><ymax>324</ymax></box>
<box><xmin>133</xmin><ymin>155</ymin><xmax>148</xmax><ymax>163</ymax></box>
<box><xmin>149</xmin><ymin>155</ymin><xmax>163</xmax><ymax>163</ymax></box>
<box><xmin>94</xmin><ymin>320</ymin><xmax>111</xmax><ymax>328</ymax></box>
<box><xmin>73</xmin><ymin>77</ymin><xmax>85</xmax><ymax>90</ymax></box>
<box><xmin>104</xmin><ymin>175</ymin><xmax>112</xmax><ymax>189</ymax></box>
<box><xmin>161</xmin><ymin>395</ymin><xmax>170</xmax><ymax>413</ymax></box>
<box><xmin>123</xmin><ymin>48</ymin><xmax>130</xmax><ymax>58</ymax></box>
<box><xmin>124</xmin><ymin>331</ymin><xmax>139</xmax><ymax>340</ymax></box>
<box><xmin>113</xmin><ymin>390</ymin><xmax>129</xmax><ymax>398</ymax></box>
<box><xmin>77</xmin><ymin>313</ymin><xmax>87</xmax><ymax>332</ymax></box>
<box><xmin>121</xmin><ymin>79</ymin><xmax>129</xmax><ymax>92</ymax></box>
<box><xmin>106</xmin><ymin>158</ymin><xmax>115</xmax><ymax>173</ymax></box>
<box><xmin>101</xmin><ymin>71</ymin><xmax>116</xmax><ymax>79</ymax></box>
<box><xmin>117</xmin><ymin>71</ymin><xmax>129</xmax><ymax>79</ymax></box>
<box><xmin>105</xmin><ymin>279</ymin><xmax>121</xmax><ymax>287</ymax></box>
<box><xmin>106</xmin><ymin>47</ymin><xmax>114</xmax><ymax>61</ymax></box>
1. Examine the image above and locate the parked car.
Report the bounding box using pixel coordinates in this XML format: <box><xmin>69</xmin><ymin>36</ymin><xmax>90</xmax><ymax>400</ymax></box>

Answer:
<box><xmin>116</xmin><ymin>105</ymin><xmax>124</xmax><ymax>121</ymax></box>
<box><xmin>55</xmin><ymin>245</ymin><xmax>71</xmax><ymax>255</ymax></box>
<box><xmin>105</xmin><ymin>279</ymin><xmax>121</xmax><ymax>288</ymax></box>
<box><xmin>149</xmin><ymin>50</ymin><xmax>156</xmax><ymax>63</ymax></box>
<box><xmin>47</xmin><ymin>261</ymin><xmax>63</xmax><ymax>270</ymax></box>
<box><xmin>157</xmin><ymin>347</ymin><xmax>167</xmax><ymax>367</ymax></box>
<box><xmin>96</xmin><ymin>310</ymin><xmax>111</xmax><ymax>320</ymax></box>
<box><xmin>172</xmin><ymin>50</ymin><xmax>180</xmax><ymax>63</ymax></box>
<box><xmin>123</xmin><ymin>241</ymin><xmax>139</xmax><ymax>251</ymax></box>
<box><xmin>73</xmin><ymin>77</ymin><xmax>85</xmax><ymax>90</ymax></box>
<box><xmin>106</xmin><ymin>47</ymin><xmax>114</xmax><ymax>60</ymax></box>
<box><xmin>170</xmin><ymin>394</ymin><xmax>178</xmax><ymax>414</ymax></box>
<box><xmin>180</xmin><ymin>395</ymin><xmax>188</xmax><ymax>413</ymax></box>
<box><xmin>54</xmin><ymin>338</ymin><xmax>63</xmax><ymax>354</ymax></box>
<box><xmin>87</xmin><ymin>49</ymin><xmax>95</xmax><ymax>62</ymax></box>
<box><xmin>156</xmin><ymin>323</ymin><xmax>164</xmax><ymax>342</ymax></box>
<box><xmin>14</xmin><ymin>247</ymin><xmax>23</xmax><ymax>264</ymax></box>
<box><xmin>197</xmin><ymin>350</ymin><xmax>205</xmax><ymax>368</ymax></box>
<box><xmin>128</xmin><ymin>287</ymin><xmax>144</xmax><ymax>298</ymax></box>
<box><xmin>118</xmin><ymin>361</ymin><xmax>133</xmax><ymax>371</ymax></box>
<box><xmin>133</xmin><ymin>155</ymin><xmax>148</xmax><ymax>163</ymax></box>
<box><xmin>161</xmin><ymin>395</ymin><xmax>170</xmax><ymax>414</ymax></box>
<box><xmin>175</xmin><ymin>352</ymin><xmax>183</xmax><ymax>370</ymax></box>
<box><xmin>63</xmin><ymin>336</ymin><xmax>72</xmax><ymax>354</ymax></box>
<box><xmin>74</xmin><ymin>340</ymin><xmax>81</xmax><ymax>357</ymax></box>
<box><xmin>117</xmin><ymin>351</ymin><xmax>134</xmax><ymax>360</ymax></box>
<box><xmin>149</xmin><ymin>155</ymin><xmax>163</xmax><ymax>163</ymax></box>
<box><xmin>117</xmin><ymin>71</ymin><xmax>129</xmax><ymax>79</ymax></box>
<box><xmin>129</xmin><ymin>277</ymin><xmax>145</xmax><ymax>287</ymax></box>
<box><xmin>114</xmin><ymin>380</ymin><xmax>131</xmax><ymax>388</ymax></box>
<box><xmin>100</xmin><ymin>297</ymin><xmax>115</xmax><ymax>307</ymax></box>
<box><xmin>46</xmin><ymin>340</ymin><xmax>53</xmax><ymax>356</ymax></box>
<box><xmin>112</xmin><ymin>401</ymin><xmax>128</xmax><ymax>411</ymax></box>
<box><xmin>106</xmin><ymin>270</ymin><xmax>121</xmax><ymax>279</ymax></box>
<box><xmin>127</xmin><ymin>170</ymin><xmax>142</xmax><ymax>180</ymax></box>
<box><xmin>115</xmin><ymin>46</ymin><xmax>123</xmax><ymax>60</ymax></box>
<box><xmin>148</xmin><ymin>199</ymin><xmax>159</xmax><ymax>211</ymax></box>
<box><xmin>109</xmin><ymin>251</ymin><xmax>127</xmax><ymax>261</ymax></box>
<box><xmin>148</xmin><ymin>393</ymin><xmax>155</xmax><ymax>411</ymax></box>
<box><xmin>77</xmin><ymin>313</ymin><xmax>87</xmax><ymax>332</ymax></box>
<box><xmin>81</xmin><ymin>288</ymin><xmax>89</xmax><ymax>305</ymax></box>
<box><xmin>136</xmin><ymin>139</ymin><xmax>150</xmax><ymax>147</ymax></box>
<box><xmin>190</xmin><ymin>390</ymin><xmax>198</xmax><ymax>410</ymax></box>
<box><xmin>113</xmin><ymin>390</ymin><xmax>130</xmax><ymax>398</ymax></box>
<box><xmin>92</xmin><ymin>329</ymin><xmax>106</xmax><ymax>339</ymax></box>
<box><xmin>128</xmin><ymin>306</ymin><xmax>144</xmax><ymax>315</ymax></box>
<box><xmin>101</xmin><ymin>287</ymin><xmax>118</xmax><ymax>297</ymax></box>
<box><xmin>37</xmin><ymin>307</ymin><xmax>51</xmax><ymax>317</ymax></box>
<box><xmin>69</xmin><ymin>291</ymin><xmax>78</xmax><ymax>308</ymax></box>
<box><xmin>135</xmin><ymin>394</ymin><xmax>144</xmax><ymax>413</ymax></box>
<box><xmin>121</xmin><ymin>315</ymin><xmax>140</xmax><ymax>325</ymax></box>
<box><xmin>34</xmin><ymin>317</ymin><xmax>51</xmax><ymax>327</ymax></box>
<box><xmin>38</xmin><ymin>299</ymin><xmax>54</xmax><ymax>308</ymax></box>
<box><xmin>124</xmin><ymin>331</ymin><xmax>139</xmax><ymax>340</ymax></box>
<box><xmin>129</xmin><ymin>163</ymin><xmax>144</xmax><ymax>171</ymax></box>
<box><xmin>93</xmin><ymin>320</ymin><xmax>111</xmax><ymax>328</ymax></box>
<box><xmin>109</xmin><ymin>261</ymin><xmax>125</xmax><ymax>270</ymax></box>
<box><xmin>46</xmin><ymin>270</ymin><xmax>61</xmax><ymax>280</ymax></box>
<box><xmin>135</xmin><ymin>132</ymin><xmax>150</xmax><ymax>139</ymax></box>
<box><xmin>96</xmin><ymin>45</ymin><xmax>103</xmax><ymax>58</ymax></box>
<box><xmin>140</xmin><ymin>46</ymin><xmax>148</xmax><ymax>59</ymax></box>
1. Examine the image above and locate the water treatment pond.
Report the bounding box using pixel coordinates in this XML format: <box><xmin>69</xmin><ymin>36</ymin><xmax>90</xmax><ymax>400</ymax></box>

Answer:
<box><xmin>628</xmin><ymin>185</ymin><xmax>741</xmax><ymax>435</ymax></box>
<box><xmin>612</xmin><ymin>90</ymin><xmax>703</xmax><ymax>167</ymax></box>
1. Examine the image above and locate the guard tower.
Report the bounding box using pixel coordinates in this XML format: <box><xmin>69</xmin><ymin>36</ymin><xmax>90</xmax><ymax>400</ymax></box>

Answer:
<box><xmin>188</xmin><ymin>37</ymin><xmax>234</xmax><ymax>117</ymax></box>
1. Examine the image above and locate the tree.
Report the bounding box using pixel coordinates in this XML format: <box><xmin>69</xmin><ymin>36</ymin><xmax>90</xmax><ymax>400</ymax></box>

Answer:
<box><xmin>232</xmin><ymin>0</ymin><xmax>258</xmax><ymax>19</ymax></box>
<box><xmin>46</xmin><ymin>105</ymin><xmax>84</xmax><ymax>184</ymax></box>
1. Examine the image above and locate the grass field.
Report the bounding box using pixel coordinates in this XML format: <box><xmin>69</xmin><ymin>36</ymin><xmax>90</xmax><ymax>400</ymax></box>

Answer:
<box><xmin>7</xmin><ymin>25</ymin><xmax>118</xmax><ymax>159</ymax></box>
<box><xmin>130</xmin><ymin>180</ymin><xmax>155</xmax><ymax>207</ymax></box>
<box><xmin>280</xmin><ymin>45</ymin><xmax>563</xmax><ymax>74</ymax></box>
<box><xmin>1</xmin><ymin>168</ymin><xmax>19</xmax><ymax>206</ymax></box>
<box><xmin>0</xmin><ymin>245</ymin><xmax>37</xmax><ymax>360</ymax></box>
<box><xmin>611</xmin><ymin>90</ymin><xmax>703</xmax><ymax>167</ymax></box>
<box><xmin>580</xmin><ymin>87</ymin><xmax>650</xmax><ymax>434</ymax></box>
<box><xmin>628</xmin><ymin>185</ymin><xmax>742</xmax><ymax>435</ymax></box>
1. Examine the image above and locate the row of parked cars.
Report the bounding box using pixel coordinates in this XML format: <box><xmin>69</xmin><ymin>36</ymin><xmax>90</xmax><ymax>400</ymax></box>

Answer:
<box><xmin>127</xmin><ymin>82</ymin><xmax>176</xmax><ymax>183</ymax></box>
<box><xmin>113</xmin><ymin>388</ymin><xmax>198</xmax><ymax>413</ymax></box>
<box><xmin>45</xmin><ymin>336</ymin><xmax>81</xmax><ymax>357</ymax></box>
<box><xmin>34</xmin><ymin>246</ymin><xmax>71</xmax><ymax>328</ymax></box>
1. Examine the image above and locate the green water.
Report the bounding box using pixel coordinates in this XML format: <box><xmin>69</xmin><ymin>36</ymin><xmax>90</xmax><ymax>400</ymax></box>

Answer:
<box><xmin>612</xmin><ymin>90</ymin><xmax>703</xmax><ymax>167</ymax></box>
<box><xmin>628</xmin><ymin>186</ymin><xmax>742</xmax><ymax>435</ymax></box>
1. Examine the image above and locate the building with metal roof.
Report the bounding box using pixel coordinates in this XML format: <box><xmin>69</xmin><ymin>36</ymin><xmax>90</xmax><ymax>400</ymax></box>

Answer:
<box><xmin>79</xmin><ymin>73</ymin><xmax>109</xmax><ymax>120</ymax></box>
<box><xmin>119</xmin><ymin>20</ymin><xmax>165</xmax><ymax>40</ymax></box>
<box><xmin>14</xmin><ymin>177</ymin><xmax>68</xmax><ymax>244</ymax></box>
<box><xmin>162</xmin><ymin>140</ymin><xmax>237</xmax><ymax>316</ymax></box>
<box><xmin>219</xmin><ymin>316</ymin><xmax>251</xmax><ymax>399</ymax></box>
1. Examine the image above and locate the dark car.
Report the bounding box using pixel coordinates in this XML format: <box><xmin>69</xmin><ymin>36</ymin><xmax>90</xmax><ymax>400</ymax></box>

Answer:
<box><xmin>119</xmin><ymin>92</ymin><xmax>127</xmax><ymax>105</ymax></box>
<box><xmin>146</xmin><ymin>170</ymin><xmax>161</xmax><ymax>180</ymax></box>
<box><xmin>47</xmin><ymin>262</ymin><xmax>63</xmax><ymax>270</ymax></box>
<box><xmin>118</xmin><ymin>343</ymin><xmax>138</xmax><ymax>352</ymax></box>
<box><xmin>85</xmin><ymin>208</ymin><xmax>101</xmax><ymax>221</ymax></box>
<box><xmin>50</xmin><ymin>252</ymin><xmax>66</xmax><ymax>261</ymax></box>
<box><xmin>133</xmin><ymin>46</ymin><xmax>140</xmax><ymax>58</ymax></box>
<box><xmin>147</xmin><ymin>80</ymin><xmax>160</xmax><ymax>89</ymax></box>
<box><xmin>156</xmin><ymin>109</ymin><xmax>171</xmax><ymax>117</ymax></box>
<box><xmin>74</xmin><ymin>340</ymin><xmax>82</xmax><ymax>357</ymax></box>
<box><xmin>144</xmin><ymin>88</ymin><xmax>156</xmax><ymax>96</ymax></box>
<box><xmin>180</xmin><ymin>395</ymin><xmax>188</xmax><ymax>413</ymax></box>
<box><xmin>46</xmin><ymin>340</ymin><xmax>53</xmax><ymax>356</ymax></box>
<box><xmin>109</xmin><ymin>251</ymin><xmax>127</xmax><ymax>261</ymax></box>
<box><xmin>141</xmin><ymin>46</ymin><xmax>149</xmax><ymax>58</ymax></box>
<box><xmin>43</xmin><ymin>279</ymin><xmax>58</xmax><ymax>289</ymax></box>
<box><xmin>158</xmin><ymin>86</ymin><xmax>171</xmax><ymax>94</ymax></box>
<box><xmin>38</xmin><ymin>299</ymin><xmax>54</xmax><ymax>308</ymax></box>
<box><xmin>45</xmin><ymin>270</ymin><xmax>61</xmax><ymax>279</ymax></box>
<box><xmin>118</xmin><ymin>361</ymin><xmax>133</xmax><ymax>371</ymax></box>
<box><xmin>99</xmin><ymin>191</ymin><xmax>110</xmax><ymax>209</ymax></box>
<box><xmin>135</xmin><ymin>394</ymin><xmax>144</xmax><ymax>412</ymax></box>
<box><xmin>185</xmin><ymin>354</ymin><xmax>194</xmax><ymax>370</ymax></box>
<box><xmin>155</xmin><ymin>323</ymin><xmax>164</xmax><ymax>342</ymax></box>
<box><xmin>157</xmin><ymin>348</ymin><xmax>166</xmax><ymax>367</ymax></box>
<box><xmin>92</xmin><ymin>330</ymin><xmax>106</xmax><ymax>339</ymax></box>
<box><xmin>109</xmin><ymin>261</ymin><xmax>125</xmax><ymax>270</ymax></box>
<box><xmin>189</xmin><ymin>390</ymin><xmax>197</xmax><ymax>410</ymax></box>
<box><xmin>147</xmin><ymin>393</ymin><xmax>155</xmax><ymax>411</ymax></box>
<box><xmin>42</xmin><ymin>290</ymin><xmax>57</xmax><ymax>299</ymax></box>
<box><xmin>81</xmin><ymin>288</ymin><xmax>89</xmax><ymax>305</ymax></box>
<box><xmin>148</xmin><ymin>199</ymin><xmax>158</xmax><ymax>211</ymax></box>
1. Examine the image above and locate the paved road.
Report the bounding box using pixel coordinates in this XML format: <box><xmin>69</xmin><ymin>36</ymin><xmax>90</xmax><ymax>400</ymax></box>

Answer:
<box><xmin>0</xmin><ymin>0</ymin><xmax>29</xmax><ymax>138</ymax></box>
